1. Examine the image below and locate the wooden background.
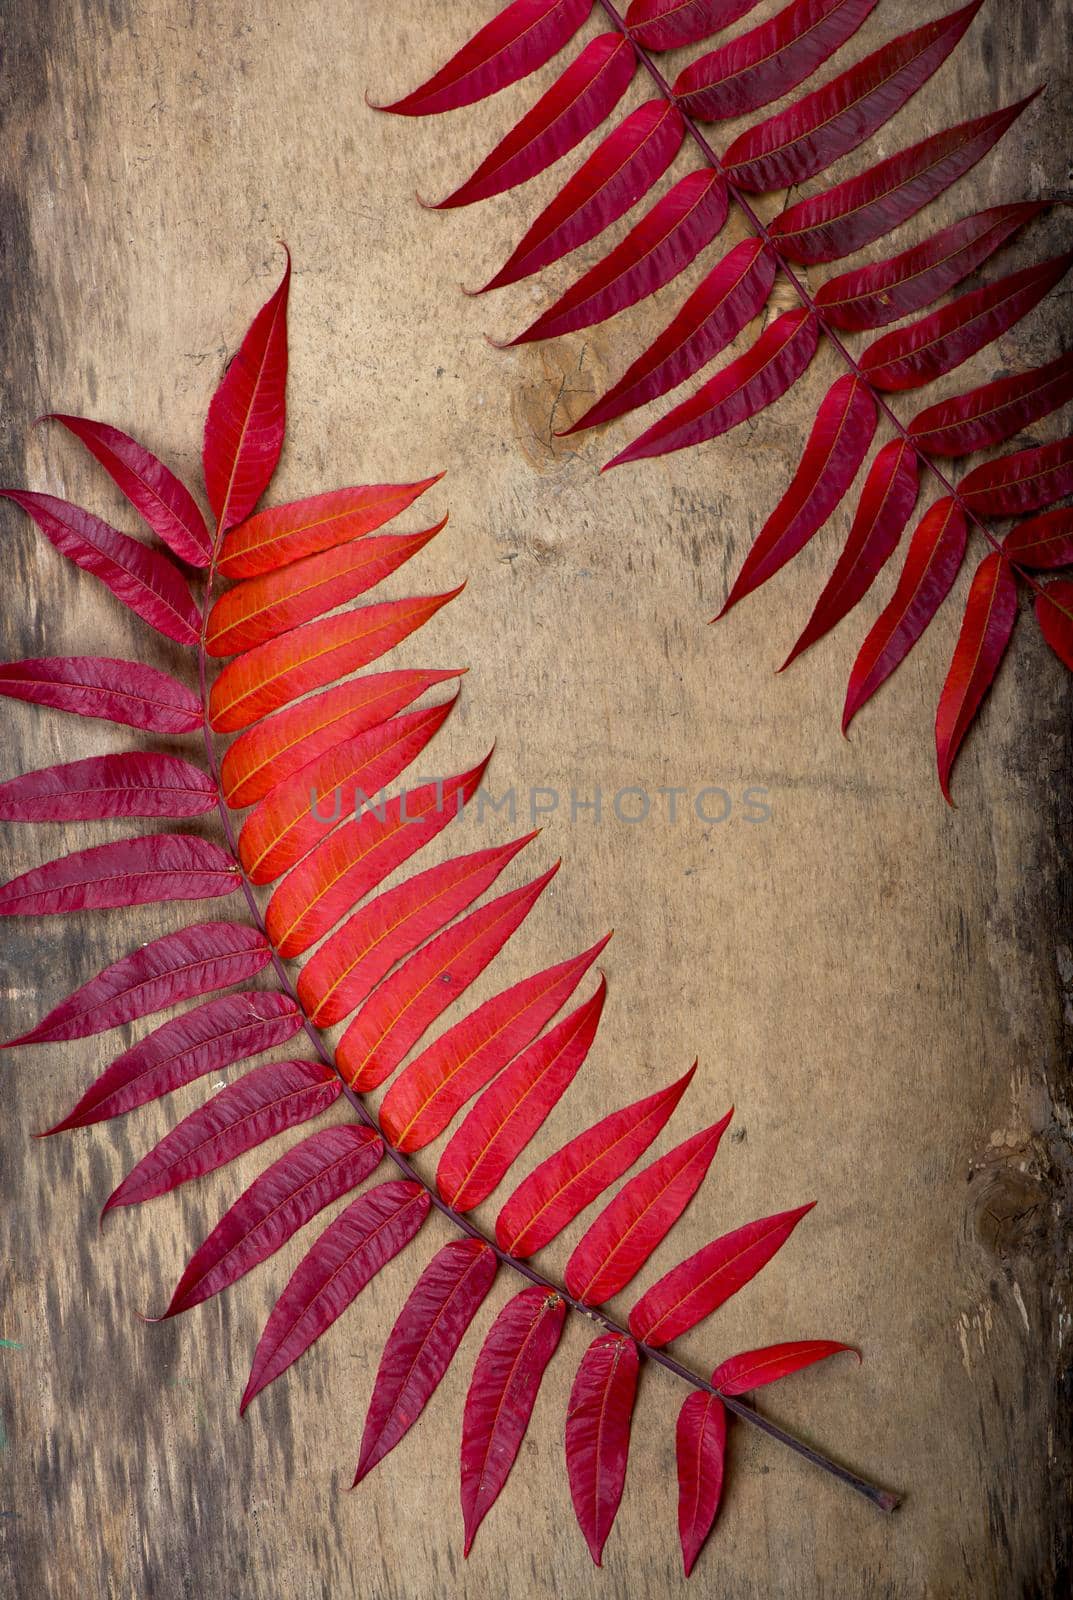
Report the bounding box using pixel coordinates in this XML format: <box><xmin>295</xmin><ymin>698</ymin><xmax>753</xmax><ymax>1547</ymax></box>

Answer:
<box><xmin>2</xmin><ymin>1</ymin><xmax>1070</xmax><ymax>1595</ymax></box>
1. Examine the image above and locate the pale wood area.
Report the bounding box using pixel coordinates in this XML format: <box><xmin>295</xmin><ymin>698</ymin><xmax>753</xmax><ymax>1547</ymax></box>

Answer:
<box><xmin>1</xmin><ymin>1</ymin><xmax>1070</xmax><ymax>1595</ymax></box>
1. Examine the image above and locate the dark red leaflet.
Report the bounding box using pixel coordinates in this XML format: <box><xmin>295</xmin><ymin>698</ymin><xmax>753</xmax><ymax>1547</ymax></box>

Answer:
<box><xmin>565</xmin><ymin>1333</ymin><xmax>639</xmax><ymax>1566</ymax></box>
<box><xmin>506</xmin><ymin>168</ymin><xmax>728</xmax><ymax>346</ymax></box>
<box><xmin>628</xmin><ymin>1202</ymin><xmax>815</xmax><ymax>1347</ymax></box>
<box><xmin>436</xmin><ymin>979</ymin><xmax>606</xmax><ymax>1211</ymax></box>
<box><xmin>675</xmin><ymin>1390</ymin><xmax>726</xmax><ymax>1576</ymax></box>
<box><xmin>959</xmin><ymin>436</ymin><xmax>1073</xmax><ymax>517</ymax></box>
<box><xmin>241</xmin><ymin>1180</ymin><xmax>428</xmax><ymax>1409</ymax></box>
<box><xmin>560</xmin><ymin>237</ymin><xmax>776</xmax><ymax>435</ymax></box>
<box><xmin>0</xmin><ymin>656</ymin><xmax>203</xmax><ymax>734</ymax></box>
<box><xmin>380</xmin><ymin>932</ymin><xmax>612</xmax><ymax>1152</ymax></box>
<box><xmin>354</xmin><ymin>1238</ymin><xmax>498</xmax><ymax>1482</ymax></box>
<box><xmin>43</xmin><ymin>413</ymin><xmax>212</xmax><ymax>567</ymax></box>
<box><xmin>202</xmin><ymin>253</ymin><xmax>289</xmax><ymax>533</ymax></box>
<box><xmin>674</xmin><ymin>0</ymin><xmax>879</xmax><ymax>123</ymax></box>
<box><xmin>427</xmin><ymin>33</ymin><xmax>635</xmax><ymax>211</ymax></box>
<box><xmin>42</xmin><ymin>990</ymin><xmax>303</xmax><ymax>1132</ymax></box>
<box><xmin>626</xmin><ymin>0</ymin><xmax>764</xmax><ymax>52</ymax></box>
<box><xmin>0</xmin><ymin>489</ymin><xmax>201</xmax><ymax>645</ymax></box>
<box><xmin>781</xmin><ymin>439</ymin><xmax>919</xmax><ymax>670</ymax></box>
<box><xmin>712</xmin><ymin>1340</ymin><xmax>858</xmax><ymax>1395</ymax></box>
<box><xmin>723</xmin><ymin>1</ymin><xmax>985</xmax><ymax>193</ymax></box>
<box><xmin>564</xmin><ymin>1113</ymin><xmax>732</xmax><ymax>1304</ymax></box>
<box><xmin>770</xmin><ymin>95</ymin><xmax>1036</xmax><ymax>264</ymax></box>
<box><xmin>297</xmin><ymin>831</ymin><xmax>538</xmax><ymax>1028</ymax></box>
<box><xmin>264</xmin><ymin>758</ymin><xmax>488</xmax><ymax>957</ymax></box>
<box><xmin>934</xmin><ymin>552</ymin><xmax>1018</xmax><ymax>801</ymax></box>
<box><xmin>717</xmin><ymin>374</ymin><xmax>876</xmax><ymax>616</ymax></box>
<box><xmin>607</xmin><ymin>308</ymin><xmax>818</xmax><ymax>467</ymax></box>
<box><xmin>1004</xmin><ymin>509</ymin><xmax>1073</xmax><ymax>570</ymax></box>
<box><xmin>6</xmin><ymin>921</ymin><xmax>271</xmax><ymax>1046</ymax></box>
<box><xmin>372</xmin><ymin>0</ymin><xmax>594</xmax><ymax>117</ymax></box>
<box><xmin>859</xmin><ymin>253</ymin><xmax>1073</xmax><ymax>392</ymax></box>
<box><xmin>156</xmin><ymin>1124</ymin><xmax>384</xmax><ymax>1319</ymax></box>
<box><xmin>1035</xmin><ymin>580</ymin><xmax>1073</xmax><ymax>669</ymax></box>
<box><xmin>102</xmin><ymin>1059</ymin><xmax>340</xmax><ymax>1214</ymax></box>
<box><xmin>0</xmin><ymin>752</ymin><xmax>216</xmax><ymax>823</ymax></box>
<box><xmin>843</xmin><ymin>497</ymin><xmax>968</xmax><ymax>733</ymax></box>
<box><xmin>814</xmin><ymin>202</ymin><xmax>1044</xmax><ymax>331</ymax></box>
<box><xmin>460</xmin><ymin>1287</ymin><xmax>566</xmax><ymax>1555</ymax></box>
<box><xmin>474</xmin><ymin>99</ymin><xmax>684</xmax><ymax>293</ymax></box>
<box><xmin>495</xmin><ymin>1064</ymin><xmax>695</xmax><ymax>1258</ymax></box>
<box><xmin>337</xmin><ymin>862</ymin><xmax>560</xmax><ymax>1092</ymax></box>
<box><xmin>0</xmin><ymin>834</ymin><xmax>239</xmax><ymax>917</ymax></box>
<box><xmin>908</xmin><ymin>352</ymin><xmax>1073</xmax><ymax>457</ymax></box>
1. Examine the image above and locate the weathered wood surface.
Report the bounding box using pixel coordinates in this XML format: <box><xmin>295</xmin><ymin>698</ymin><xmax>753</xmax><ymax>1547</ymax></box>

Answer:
<box><xmin>1</xmin><ymin>1</ymin><xmax>1070</xmax><ymax>1595</ymax></box>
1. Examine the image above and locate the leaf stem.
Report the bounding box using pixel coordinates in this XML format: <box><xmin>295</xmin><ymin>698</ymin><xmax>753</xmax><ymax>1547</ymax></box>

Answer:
<box><xmin>592</xmin><ymin>0</ymin><xmax>1043</xmax><ymax>595</ymax></box>
<box><xmin>195</xmin><ymin>545</ymin><xmax>899</xmax><ymax>1515</ymax></box>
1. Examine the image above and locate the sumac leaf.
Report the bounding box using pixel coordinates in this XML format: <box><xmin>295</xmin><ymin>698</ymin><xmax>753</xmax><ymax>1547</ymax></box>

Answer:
<box><xmin>770</xmin><ymin>95</ymin><xmax>1035</xmax><ymax>264</ymax></box>
<box><xmin>564</xmin><ymin>1112</ymin><xmax>732</xmax><ymax>1305</ymax></box>
<box><xmin>1004</xmin><ymin>509</ymin><xmax>1073</xmax><ymax>570</ymax></box>
<box><xmin>208</xmin><ymin>587</ymin><xmax>463</xmax><ymax>732</ymax></box>
<box><xmin>476</xmin><ymin>99</ymin><xmax>684</xmax><ymax>293</ymax></box>
<box><xmin>561</xmin><ymin>237</ymin><xmax>776</xmax><ymax>435</ymax></box>
<box><xmin>506</xmin><ymin>168</ymin><xmax>729</xmax><ymax>346</ymax></box>
<box><xmin>43</xmin><ymin>990</ymin><xmax>302</xmax><ymax>1132</ymax></box>
<box><xmin>496</xmin><ymin>1064</ymin><xmax>695</xmax><ymax>1258</ymax></box>
<box><xmin>1035</xmin><ymin>579</ymin><xmax>1073</xmax><ymax>668</ymax></box>
<box><xmin>241</xmin><ymin>1179</ymin><xmax>428</xmax><ymax>1409</ymax></box>
<box><xmin>428</xmin><ymin>34</ymin><xmax>635</xmax><ymax>211</ymax></box>
<box><xmin>436</xmin><ymin>979</ymin><xmax>606</xmax><ymax>1210</ymax></box>
<box><xmin>935</xmin><ymin>552</ymin><xmax>1018</xmax><ymax>801</ymax></box>
<box><xmin>298</xmin><ymin>831</ymin><xmax>537</xmax><ymax>1028</ymax></box>
<box><xmin>959</xmin><ymin>436</ymin><xmax>1073</xmax><ymax>517</ymax></box>
<box><xmin>908</xmin><ymin>352</ymin><xmax>1073</xmax><ymax>457</ymax></box>
<box><xmin>629</xmin><ymin>1203</ymin><xmax>815</xmax><ymax>1346</ymax></box>
<box><xmin>460</xmin><ymin>1287</ymin><xmax>566</xmax><ymax>1555</ymax></box>
<box><xmin>203</xmin><ymin>253</ymin><xmax>289</xmax><ymax>533</ymax></box>
<box><xmin>337</xmin><ymin>863</ymin><xmax>560</xmax><ymax>1092</ymax></box>
<box><xmin>0</xmin><ymin>490</ymin><xmax>200</xmax><ymax>645</ymax></box>
<box><xmin>0</xmin><ymin>656</ymin><xmax>203</xmax><ymax>734</ymax></box>
<box><xmin>565</xmin><ymin>1333</ymin><xmax>639</xmax><ymax>1566</ymax></box>
<box><xmin>381</xmin><ymin>933</ymin><xmax>611</xmax><ymax>1152</ymax></box>
<box><xmin>842</xmin><ymin>497</ymin><xmax>968</xmax><ymax>732</ymax></box>
<box><xmin>676</xmin><ymin>1390</ymin><xmax>726</xmax><ymax>1576</ymax></box>
<box><xmin>724</xmin><ymin>1</ymin><xmax>985</xmax><ymax>192</ymax></box>
<box><xmin>219</xmin><ymin>667</ymin><xmax>462</xmax><ymax>809</ymax></box>
<box><xmin>206</xmin><ymin>521</ymin><xmax>445</xmax><ymax>657</ymax></box>
<box><xmin>156</xmin><ymin>1124</ymin><xmax>383</xmax><ymax>1318</ymax></box>
<box><xmin>238</xmin><ymin>699</ymin><xmax>457</xmax><ymax>885</ymax></box>
<box><xmin>354</xmin><ymin>1238</ymin><xmax>498</xmax><ymax>1482</ymax></box>
<box><xmin>608</xmin><ymin>308</ymin><xmax>818</xmax><ymax>467</ymax></box>
<box><xmin>782</xmin><ymin>439</ymin><xmax>919</xmax><ymax>669</ymax></box>
<box><xmin>7</xmin><ymin>921</ymin><xmax>270</xmax><ymax>1047</ymax></box>
<box><xmin>264</xmin><ymin>758</ymin><xmax>488</xmax><ymax>957</ymax></box>
<box><xmin>0</xmin><ymin>834</ymin><xmax>238</xmax><ymax>917</ymax></box>
<box><xmin>102</xmin><ymin>1059</ymin><xmax>340</xmax><ymax>1214</ymax></box>
<box><xmin>43</xmin><ymin>414</ymin><xmax>212</xmax><ymax>567</ymax></box>
<box><xmin>717</xmin><ymin>374</ymin><xmax>876</xmax><ymax>616</ymax></box>
<box><xmin>674</xmin><ymin>0</ymin><xmax>879</xmax><ymax>122</ymax></box>
<box><xmin>814</xmin><ymin>202</ymin><xmax>1044</xmax><ymax>331</ymax></box>
<box><xmin>372</xmin><ymin>0</ymin><xmax>594</xmax><ymax>117</ymax></box>
<box><xmin>712</xmin><ymin>1340</ymin><xmax>857</xmax><ymax>1395</ymax></box>
<box><xmin>627</xmin><ymin>0</ymin><xmax>764</xmax><ymax>52</ymax></box>
<box><xmin>218</xmin><ymin>477</ymin><xmax>442</xmax><ymax>578</ymax></box>
<box><xmin>0</xmin><ymin>752</ymin><xmax>216</xmax><ymax>823</ymax></box>
<box><xmin>859</xmin><ymin>253</ymin><xmax>1073</xmax><ymax>392</ymax></box>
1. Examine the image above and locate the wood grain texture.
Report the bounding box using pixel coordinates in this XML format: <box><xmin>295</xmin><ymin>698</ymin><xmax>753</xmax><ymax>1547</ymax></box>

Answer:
<box><xmin>1</xmin><ymin>1</ymin><xmax>1070</xmax><ymax>1595</ymax></box>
